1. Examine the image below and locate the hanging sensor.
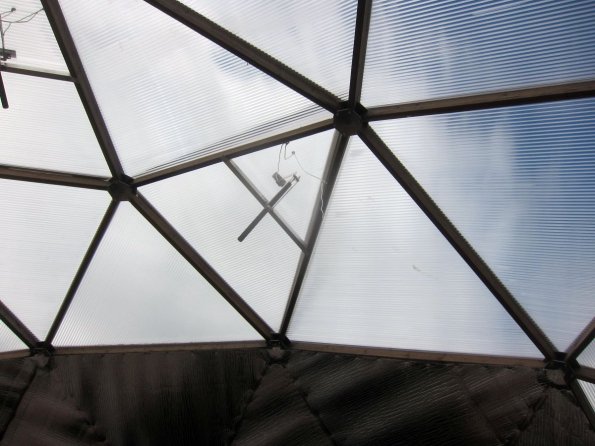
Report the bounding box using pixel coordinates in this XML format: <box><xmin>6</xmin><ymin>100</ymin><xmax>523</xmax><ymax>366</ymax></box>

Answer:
<box><xmin>238</xmin><ymin>174</ymin><xmax>299</xmax><ymax>242</ymax></box>
<box><xmin>272</xmin><ymin>171</ymin><xmax>287</xmax><ymax>187</ymax></box>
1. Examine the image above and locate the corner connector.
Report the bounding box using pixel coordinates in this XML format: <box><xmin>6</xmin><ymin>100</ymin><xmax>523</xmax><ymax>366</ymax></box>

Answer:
<box><xmin>31</xmin><ymin>341</ymin><xmax>55</xmax><ymax>357</ymax></box>
<box><xmin>108</xmin><ymin>176</ymin><xmax>137</xmax><ymax>201</ymax></box>
<box><xmin>334</xmin><ymin>107</ymin><xmax>366</xmax><ymax>136</ymax></box>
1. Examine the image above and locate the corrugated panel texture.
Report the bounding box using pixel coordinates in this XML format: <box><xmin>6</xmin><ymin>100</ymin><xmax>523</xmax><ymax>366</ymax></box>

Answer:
<box><xmin>1</xmin><ymin>349</ymin><xmax>594</xmax><ymax>445</ymax></box>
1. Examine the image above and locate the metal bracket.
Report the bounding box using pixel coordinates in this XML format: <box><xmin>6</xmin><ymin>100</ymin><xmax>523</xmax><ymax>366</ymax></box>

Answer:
<box><xmin>31</xmin><ymin>341</ymin><xmax>55</xmax><ymax>357</ymax></box>
<box><xmin>108</xmin><ymin>176</ymin><xmax>136</xmax><ymax>201</ymax></box>
<box><xmin>334</xmin><ymin>107</ymin><xmax>365</xmax><ymax>136</ymax></box>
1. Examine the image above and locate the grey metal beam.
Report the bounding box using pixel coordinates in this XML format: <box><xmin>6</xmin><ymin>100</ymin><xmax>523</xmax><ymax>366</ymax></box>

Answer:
<box><xmin>143</xmin><ymin>0</ymin><xmax>341</xmax><ymax>112</ymax></box>
<box><xmin>0</xmin><ymin>64</ymin><xmax>72</xmax><ymax>82</ymax></box>
<box><xmin>133</xmin><ymin>118</ymin><xmax>334</xmax><ymax>188</ymax></box>
<box><xmin>0</xmin><ymin>165</ymin><xmax>109</xmax><ymax>190</ymax></box>
<box><xmin>358</xmin><ymin>126</ymin><xmax>557</xmax><ymax>360</ymax></box>
<box><xmin>279</xmin><ymin>131</ymin><xmax>350</xmax><ymax>335</ymax></box>
<box><xmin>291</xmin><ymin>342</ymin><xmax>547</xmax><ymax>368</ymax></box>
<box><xmin>45</xmin><ymin>200</ymin><xmax>119</xmax><ymax>344</ymax></box>
<box><xmin>224</xmin><ymin>159</ymin><xmax>306</xmax><ymax>251</ymax></box>
<box><xmin>569</xmin><ymin>379</ymin><xmax>595</xmax><ymax>429</ymax></box>
<box><xmin>348</xmin><ymin>0</ymin><xmax>372</xmax><ymax>108</ymax></box>
<box><xmin>0</xmin><ymin>299</ymin><xmax>38</xmax><ymax>349</ymax></box>
<box><xmin>131</xmin><ymin>192</ymin><xmax>275</xmax><ymax>341</ymax></box>
<box><xmin>567</xmin><ymin>318</ymin><xmax>595</xmax><ymax>363</ymax></box>
<box><xmin>41</xmin><ymin>0</ymin><xmax>125</xmax><ymax>179</ymax></box>
<box><xmin>53</xmin><ymin>340</ymin><xmax>266</xmax><ymax>356</ymax></box>
<box><xmin>367</xmin><ymin>80</ymin><xmax>595</xmax><ymax>121</ymax></box>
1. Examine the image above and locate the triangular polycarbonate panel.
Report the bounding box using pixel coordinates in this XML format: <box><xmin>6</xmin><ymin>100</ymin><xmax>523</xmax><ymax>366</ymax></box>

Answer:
<box><xmin>578</xmin><ymin>380</ymin><xmax>595</xmax><ymax>415</ymax></box>
<box><xmin>0</xmin><ymin>179</ymin><xmax>109</xmax><ymax>339</ymax></box>
<box><xmin>288</xmin><ymin>138</ymin><xmax>541</xmax><ymax>358</ymax></box>
<box><xmin>54</xmin><ymin>202</ymin><xmax>260</xmax><ymax>346</ymax></box>
<box><xmin>362</xmin><ymin>0</ymin><xmax>595</xmax><ymax>106</ymax></box>
<box><xmin>233</xmin><ymin>130</ymin><xmax>334</xmax><ymax>240</ymax></box>
<box><xmin>0</xmin><ymin>319</ymin><xmax>27</xmax><ymax>353</ymax></box>
<box><xmin>578</xmin><ymin>341</ymin><xmax>595</xmax><ymax>369</ymax></box>
<box><xmin>0</xmin><ymin>72</ymin><xmax>109</xmax><ymax>176</ymax></box>
<box><xmin>141</xmin><ymin>163</ymin><xmax>302</xmax><ymax>332</ymax></box>
<box><xmin>59</xmin><ymin>0</ymin><xmax>331</xmax><ymax>176</ymax></box>
<box><xmin>373</xmin><ymin>98</ymin><xmax>595</xmax><ymax>351</ymax></box>
<box><xmin>0</xmin><ymin>0</ymin><xmax>68</xmax><ymax>73</ymax></box>
<box><xmin>180</xmin><ymin>0</ymin><xmax>356</xmax><ymax>99</ymax></box>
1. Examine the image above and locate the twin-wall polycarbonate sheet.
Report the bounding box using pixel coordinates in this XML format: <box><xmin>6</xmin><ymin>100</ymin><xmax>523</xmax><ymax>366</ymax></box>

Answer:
<box><xmin>181</xmin><ymin>0</ymin><xmax>356</xmax><ymax>99</ymax></box>
<box><xmin>362</xmin><ymin>0</ymin><xmax>595</xmax><ymax>106</ymax></box>
<box><xmin>0</xmin><ymin>179</ymin><xmax>109</xmax><ymax>339</ymax></box>
<box><xmin>288</xmin><ymin>138</ymin><xmax>541</xmax><ymax>358</ymax></box>
<box><xmin>0</xmin><ymin>320</ymin><xmax>26</xmax><ymax>353</ymax></box>
<box><xmin>578</xmin><ymin>341</ymin><xmax>595</xmax><ymax>369</ymax></box>
<box><xmin>578</xmin><ymin>380</ymin><xmax>595</xmax><ymax>416</ymax></box>
<box><xmin>0</xmin><ymin>72</ymin><xmax>109</xmax><ymax>176</ymax></box>
<box><xmin>0</xmin><ymin>0</ymin><xmax>67</xmax><ymax>73</ymax></box>
<box><xmin>59</xmin><ymin>0</ymin><xmax>330</xmax><ymax>177</ymax></box>
<box><xmin>233</xmin><ymin>130</ymin><xmax>334</xmax><ymax>240</ymax></box>
<box><xmin>55</xmin><ymin>202</ymin><xmax>260</xmax><ymax>346</ymax></box>
<box><xmin>373</xmin><ymin>98</ymin><xmax>595</xmax><ymax>351</ymax></box>
<box><xmin>141</xmin><ymin>162</ymin><xmax>302</xmax><ymax>332</ymax></box>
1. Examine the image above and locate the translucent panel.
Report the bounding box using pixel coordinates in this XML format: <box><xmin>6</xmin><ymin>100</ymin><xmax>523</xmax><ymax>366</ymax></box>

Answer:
<box><xmin>373</xmin><ymin>98</ymin><xmax>595</xmax><ymax>351</ymax></box>
<box><xmin>233</xmin><ymin>131</ymin><xmax>334</xmax><ymax>239</ymax></box>
<box><xmin>578</xmin><ymin>380</ymin><xmax>595</xmax><ymax>414</ymax></box>
<box><xmin>362</xmin><ymin>0</ymin><xmax>595</xmax><ymax>106</ymax></box>
<box><xmin>288</xmin><ymin>138</ymin><xmax>541</xmax><ymax>357</ymax></box>
<box><xmin>181</xmin><ymin>0</ymin><xmax>356</xmax><ymax>99</ymax></box>
<box><xmin>0</xmin><ymin>72</ymin><xmax>109</xmax><ymax>176</ymax></box>
<box><xmin>578</xmin><ymin>341</ymin><xmax>595</xmax><ymax>369</ymax></box>
<box><xmin>55</xmin><ymin>203</ymin><xmax>260</xmax><ymax>346</ymax></box>
<box><xmin>0</xmin><ymin>0</ymin><xmax>67</xmax><ymax>72</ymax></box>
<box><xmin>142</xmin><ymin>163</ymin><xmax>301</xmax><ymax>332</ymax></box>
<box><xmin>0</xmin><ymin>179</ymin><xmax>110</xmax><ymax>338</ymax></box>
<box><xmin>0</xmin><ymin>320</ymin><xmax>27</xmax><ymax>352</ymax></box>
<box><xmin>59</xmin><ymin>0</ymin><xmax>330</xmax><ymax>177</ymax></box>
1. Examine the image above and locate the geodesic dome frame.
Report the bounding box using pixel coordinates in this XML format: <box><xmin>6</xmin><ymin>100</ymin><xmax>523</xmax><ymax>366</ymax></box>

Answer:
<box><xmin>0</xmin><ymin>0</ymin><xmax>594</xmax><ymax>441</ymax></box>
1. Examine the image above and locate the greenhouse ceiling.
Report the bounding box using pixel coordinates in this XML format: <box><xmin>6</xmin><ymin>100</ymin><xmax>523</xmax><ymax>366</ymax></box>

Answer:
<box><xmin>0</xmin><ymin>0</ymin><xmax>594</xmax><ymax>423</ymax></box>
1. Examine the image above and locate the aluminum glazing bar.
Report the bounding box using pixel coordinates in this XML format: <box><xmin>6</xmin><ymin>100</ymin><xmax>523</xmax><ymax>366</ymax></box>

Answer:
<box><xmin>0</xmin><ymin>165</ymin><xmax>109</xmax><ymax>190</ymax></box>
<box><xmin>133</xmin><ymin>119</ymin><xmax>334</xmax><ymax>187</ymax></box>
<box><xmin>348</xmin><ymin>0</ymin><xmax>372</xmax><ymax>108</ymax></box>
<box><xmin>359</xmin><ymin>126</ymin><xmax>557</xmax><ymax>360</ymax></box>
<box><xmin>575</xmin><ymin>367</ymin><xmax>595</xmax><ymax>384</ymax></box>
<box><xmin>0</xmin><ymin>69</ymin><xmax>7</xmax><ymax>108</ymax></box>
<box><xmin>0</xmin><ymin>64</ymin><xmax>72</xmax><ymax>82</ymax></box>
<box><xmin>45</xmin><ymin>200</ymin><xmax>119</xmax><ymax>344</ymax></box>
<box><xmin>40</xmin><ymin>0</ymin><xmax>125</xmax><ymax>179</ymax></box>
<box><xmin>52</xmin><ymin>340</ymin><xmax>266</xmax><ymax>356</ymax></box>
<box><xmin>131</xmin><ymin>192</ymin><xmax>275</xmax><ymax>341</ymax></box>
<box><xmin>567</xmin><ymin>318</ymin><xmax>595</xmax><ymax>363</ymax></box>
<box><xmin>291</xmin><ymin>342</ymin><xmax>547</xmax><ymax>368</ymax></box>
<box><xmin>279</xmin><ymin>131</ymin><xmax>349</xmax><ymax>335</ymax></box>
<box><xmin>367</xmin><ymin>80</ymin><xmax>595</xmax><ymax>121</ymax></box>
<box><xmin>569</xmin><ymin>379</ymin><xmax>595</xmax><ymax>429</ymax></box>
<box><xmin>143</xmin><ymin>0</ymin><xmax>341</xmax><ymax>112</ymax></box>
<box><xmin>224</xmin><ymin>159</ymin><xmax>306</xmax><ymax>251</ymax></box>
<box><xmin>0</xmin><ymin>299</ymin><xmax>38</xmax><ymax>349</ymax></box>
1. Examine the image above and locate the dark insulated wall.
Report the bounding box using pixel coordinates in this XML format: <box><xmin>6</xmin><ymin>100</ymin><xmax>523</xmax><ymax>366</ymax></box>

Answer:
<box><xmin>0</xmin><ymin>349</ymin><xmax>593</xmax><ymax>445</ymax></box>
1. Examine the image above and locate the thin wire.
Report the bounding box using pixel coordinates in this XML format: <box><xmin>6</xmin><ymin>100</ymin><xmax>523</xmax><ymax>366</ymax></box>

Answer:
<box><xmin>1</xmin><ymin>8</ymin><xmax>43</xmax><ymax>24</ymax></box>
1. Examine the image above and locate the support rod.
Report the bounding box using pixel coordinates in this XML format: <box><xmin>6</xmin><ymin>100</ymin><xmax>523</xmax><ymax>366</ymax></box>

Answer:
<box><xmin>358</xmin><ymin>126</ymin><xmax>556</xmax><ymax>360</ymax></box>
<box><xmin>41</xmin><ymin>0</ymin><xmax>125</xmax><ymax>179</ymax></box>
<box><xmin>280</xmin><ymin>131</ymin><xmax>349</xmax><ymax>335</ymax></box>
<box><xmin>131</xmin><ymin>192</ymin><xmax>275</xmax><ymax>341</ymax></box>
<box><xmin>567</xmin><ymin>318</ymin><xmax>595</xmax><ymax>363</ymax></box>
<box><xmin>348</xmin><ymin>0</ymin><xmax>372</xmax><ymax>108</ymax></box>
<box><xmin>144</xmin><ymin>0</ymin><xmax>340</xmax><ymax>112</ymax></box>
<box><xmin>0</xmin><ymin>165</ymin><xmax>109</xmax><ymax>190</ymax></box>
<box><xmin>45</xmin><ymin>200</ymin><xmax>119</xmax><ymax>344</ymax></box>
<box><xmin>225</xmin><ymin>159</ymin><xmax>305</xmax><ymax>250</ymax></box>
<box><xmin>0</xmin><ymin>299</ymin><xmax>38</xmax><ymax>349</ymax></box>
<box><xmin>367</xmin><ymin>80</ymin><xmax>595</xmax><ymax>121</ymax></box>
<box><xmin>1</xmin><ymin>63</ymin><xmax>72</xmax><ymax>82</ymax></box>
